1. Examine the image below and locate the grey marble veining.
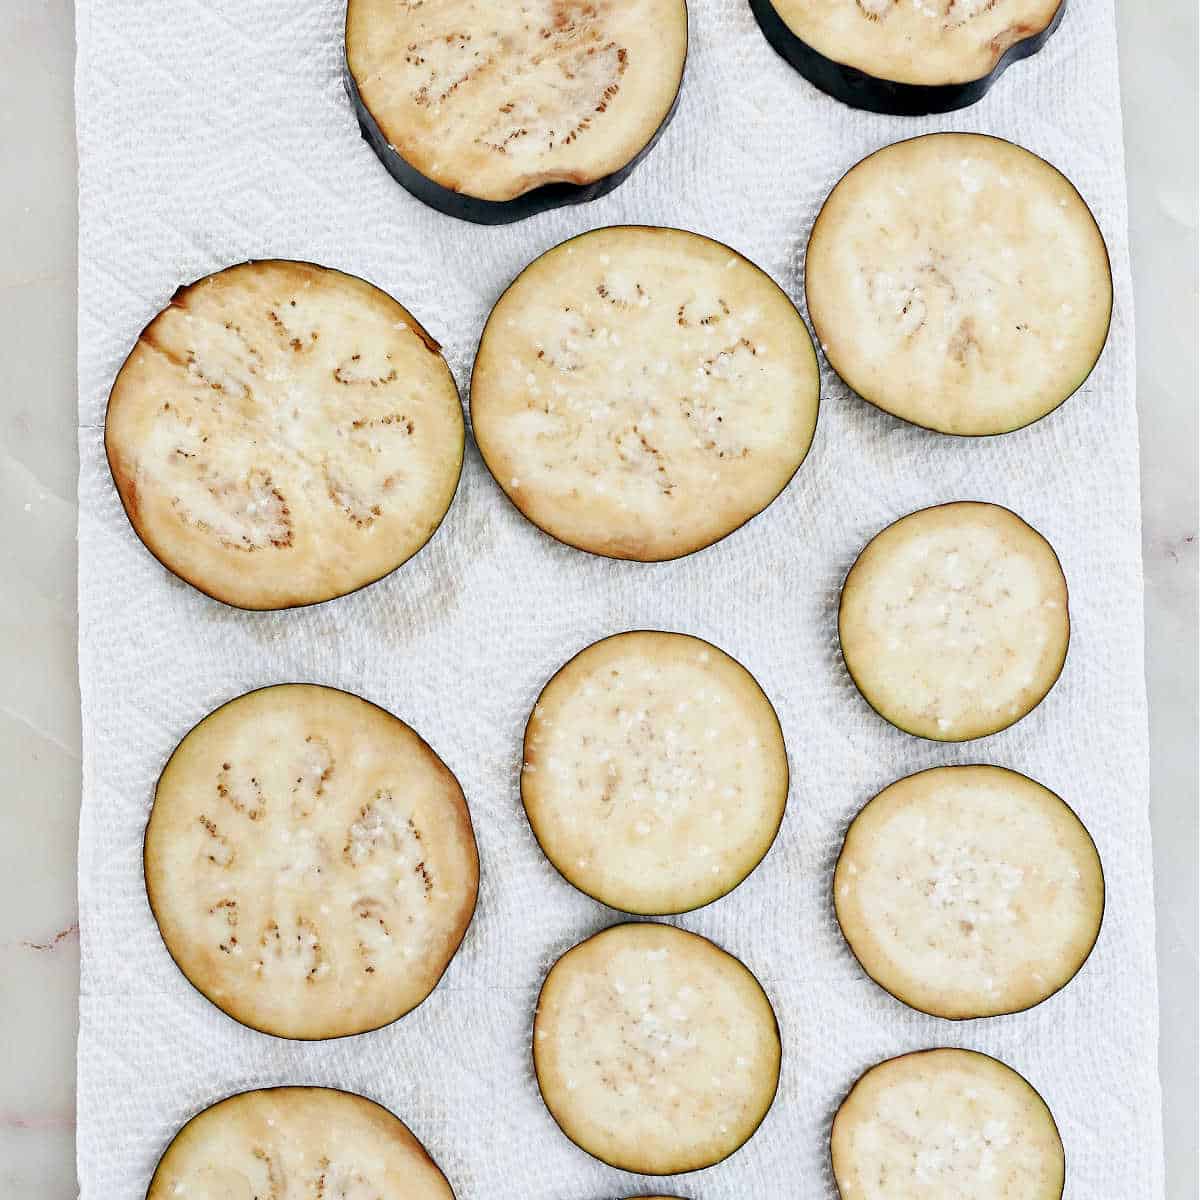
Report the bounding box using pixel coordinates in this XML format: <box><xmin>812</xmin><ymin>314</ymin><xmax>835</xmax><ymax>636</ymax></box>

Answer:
<box><xmin>0</xmin><ymin>2</ymin><xmax>1194</xmax><ymax>1196</ymax></box>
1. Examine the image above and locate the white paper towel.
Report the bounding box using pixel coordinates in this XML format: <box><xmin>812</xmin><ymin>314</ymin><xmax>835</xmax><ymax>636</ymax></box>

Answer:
<box><xmin>75</xmin><ymin>1</ymin><xmax>1164</xmax><ymax>1196</ymax></box>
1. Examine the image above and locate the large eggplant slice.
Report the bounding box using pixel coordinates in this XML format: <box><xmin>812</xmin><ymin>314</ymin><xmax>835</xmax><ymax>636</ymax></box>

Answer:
<box><xmin>144</xmin><ymin>684</ymin><xmax>479</xmax><ymax>1040</ymax></box>
<box><xmin>807</xmin><ymin>133</ymin><xmax>1112</xmax><ymax>435</ymax></box>
<box><xmin>750</xmin><ymin>0</ymin><xmax>1066</xmax><ymax>115</ymax></box>
<box><xmin>839</xmin><ymin>503</ymin><xmax>1069</xmax><ymax>741</ymax></box>
<box><xmin>523</xmin><ymin>631</ymin><xmax>788</xmax><ymax>915</ymax></box>
<box><xmin>344</xmin><ymin>0</ymin><xmax>688</xmax><ymax>224</ymax></box>
<box><xmin>831</xmin><ymin>1049</ymin><xmax>1065</xmax><ymax>1199</ymax></box>
<box><xmin>534</xmin><ymin>923</ymin><xmax>780</xmax><ymax>1174</ymax></box>
<box><xmin>471</xmin><ymin>226</ymin><xmax>820</xmax><ymax>560</ymax></box>
<box><xmin>535</xmin><ymin>926</ymin><xmax>777</xmax><ymax>1171</ymax></box>
<box><xmin>147</xmin><ymin>1087</ymin><xmax>455</xmax><ymax>1200</ymax></box>
<box><xmin>835</xmin><ymin>765</ymin><xmax>1104</xmax><ymax>1019</ymax></box>
<box><xmin>105</xmin><ymin>260</ymin><xmax>464</xmax><ymax>610</ymax></box>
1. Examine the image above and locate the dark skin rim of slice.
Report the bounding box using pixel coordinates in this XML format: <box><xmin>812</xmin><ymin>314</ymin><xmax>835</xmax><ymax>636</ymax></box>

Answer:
<box><xmin>469</xmin><ymin>224</ymin><xmax>821</xmax><ymax>563</ymax></box>
<box><xmin>521</xmin><ymin>628</ymin><xmax>790</xmax><ymax>916</ymax></box>
<box><xmin>836</xmin><ymin>500</ymin><xmax>1071</xmax><ymax>742</ymax></box>
<box><xmin>144</xmin><ymin>1085</ymin><xmax>457</xmax><ymax>1200</ymax></box>
<box><xmin>805</xmin><ymin>130</ymin><xmax>1113</xmax><ymax>438</ymax></box>
<box><xmin>103</xmin><ymin>258</ymin><xmax>466</xmax><ymax>613</ymax></box>
<box><xmin>750</xmin><ymin>0</ymin><xmax>1067</xmax><ymax>116</ymax></box>
<box><xmin>343</xmin><ymin>6</ymin><xmax>689</xmax><ymax>225</ymax></box>
<box><xmin>832</xmin><ymin>763</ymin><xmax>1105</xmax><ymax>1020</ymax></box>
<box><xmin>829</xmin><ymin>1048</ymin><xmax>1066</xmax><ymax>1200</ymax></box>
<box><xmin>531</xmin><ymin>921</ymin><xmax>783</xmax><ymax>1176</ymax></box>
<box><xmin>143</xmin><ymin>682</ymin><xmax>480</xmax><ymax>1043</ymax></box>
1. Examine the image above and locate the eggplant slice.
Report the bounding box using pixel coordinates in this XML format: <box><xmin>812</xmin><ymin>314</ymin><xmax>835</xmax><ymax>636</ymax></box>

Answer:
<box><xmin>344</xmin><ymin>0</ymin><xmax>688</xmax><ymax>224</ymax></box>
<box><xmin>523</xmin><ymin>631</ymin><xmax>788</xmax><ymax>914</ymax></box>
<box><xmin>750</xmin><ymin>0</ymin><xmax>1066</xmax><ymax>115</ymax></box>
<box><xmin>105</xmin><ymin>260</ymin><xmax>464</xmax><ymax>610</ymax></box>
<box><xmin>146</xmin><ymin>1087</ymin><xmax>455</xmax><ymax>1200</ymax></box>
<box><xmin>839</xmin><ymin>503</ymin><xmax>1069</xmax><ymax>741</ymax></box>
<box><xmin>835</xmin><ymin>765</ymin><xmax>1104</xmax><ymax>1019</ymax></box>
<box><xmin>534</xmin><ymin>923</ymin><xmax>780</xmax><ymax>1174</ymax></box>
<box><xmin>145</xmin><ymin>684</ymin><xmax>479</xmax><ymax>1040</ymax></box>
<box><xmin>471</xmin><ymin>226</ymin><xmax>820</xmax><ymax>560</ymax></box>
<box><xmin>831</xmin><ymin>1049</ymin><xmax>1065</xmax><ymax>1199</ymax></box>
<box><xmin>807</xmin><ymin>133</ymin><xmax>1112</xmax><ymax>435</ymax></box>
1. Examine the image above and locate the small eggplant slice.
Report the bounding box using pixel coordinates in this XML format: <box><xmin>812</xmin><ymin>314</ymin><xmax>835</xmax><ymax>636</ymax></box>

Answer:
<box><xmin>105</xmin><ymin>260</ymin><xmax>464</xmax><ymax>610</ymax></box>
<box><xmin>344</xmin><ymin>0</ymin><xmax>688</xmax><ymax>224</ymax></box>
<box><xmin>146</xmin><ymin>1087</ymin><xmax>455</xmax><ymax>1200</ymax></box>
<box><xmin>144</xmin><ymin>684</ymin><xmax>479</xmax><ymax>1040</ymax></box>
<box><xmin>838</xmin><ymin>502</ymin><xmax>1070</xmax><ymax>741</ymax></box>
<box><xmin>471</xmin><ymin>226</ymin><xmax>820</xmax><ymax>560</ymax></box>
<box><xmin>750</xmin><ymin>0</ymin><xmax>1066</xmax><ymax>115</ymax></box>
<box><xmin>807</xmin><ymin>133</ymin><xmax>1112</xmax><ymax>436</ymax></box>
<box><xmin>831</xmin><ymin>1049</ymin><xmax>1066</xmax><ymax>1199</ymax></box>
<box><xmin>523</xmin><ymin>630</ymin><xmax>788</xmax><ymax>915</ymax></box>
<box><xmin>835</xmin><ymin>765</ymin><xmax>1104</xmax><ymax>1019</ymax></box>
<box><xmin>534</xmin><ymin>923</ymin><xmax>780</xmax><ymax>1174</ymax></box>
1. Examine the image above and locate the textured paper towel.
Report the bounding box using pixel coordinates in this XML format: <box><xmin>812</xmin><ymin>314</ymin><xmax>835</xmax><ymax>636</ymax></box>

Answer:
<box><xmin>75</xmin><ymin>1</ymin><xmax>1163</xmax><ymax>1196</ymax></box>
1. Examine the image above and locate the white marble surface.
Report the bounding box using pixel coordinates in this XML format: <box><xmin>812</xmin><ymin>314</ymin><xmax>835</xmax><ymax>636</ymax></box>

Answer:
<box><xmin>0</xmin><ymin>2</ymin><xmax>1194</xmax><ymax>1196</ymax></box>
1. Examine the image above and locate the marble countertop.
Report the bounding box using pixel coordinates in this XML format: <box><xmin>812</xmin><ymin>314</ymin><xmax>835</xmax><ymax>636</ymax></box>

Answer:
<box><xmin>0</xmin><ymin>2</ymin><xmax>1194</xmax><ymax>1196</ymax></box>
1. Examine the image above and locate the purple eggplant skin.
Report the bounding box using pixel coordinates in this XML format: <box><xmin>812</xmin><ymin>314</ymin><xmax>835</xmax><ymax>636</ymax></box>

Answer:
<box><xmin>747</xmin><ymin>0</ymin><xmax>1066</xmax><ymax>116</ymax></box>
<box><xmin>342</xmin><ymin>61</ymin><xmax>684</xmax><ymax>226</ymax></box>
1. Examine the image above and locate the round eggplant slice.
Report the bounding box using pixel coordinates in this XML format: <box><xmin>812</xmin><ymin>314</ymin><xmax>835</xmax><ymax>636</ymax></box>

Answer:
<box><xmin>471</xmin><ymin>226</ymin><xmax>820</xmax><ymax>560</ymax></box>
<box><xmin>105</xmin><ymin>260</ymin><xmax>464</xmax><ymax>610</ymax></box>
<box><xmin>831</xmin><ymin>1049</ymin><xmax>1065</xmax><ymax>1199</ymax></box>
<box><xmin>807</xmin><ymin>133</ymin><xmax>1112</xmax><ymax>435</ymax></box>
<box><xmin>750</xmin><ymin>0</ymin><xmax>1065</xmax><ymax>115</ymax></box>
<box><xmin>144</xmin><ymin>684</ymin><xmax>479</xmax><ymax>1040</ymax></box>
<box><xmin>835</xmin><ymin>765</ymin><xmax>1104</xmax><ymax>1019</ymax></box>
<box><xmin>839</xmin><ymin>503</ymin><xmax>1069</xmax><ymax>741</ymax></box>
<box><xmin>344</xmin><ymin>0</ymin><xmax>688</xmax><ymax>224</ymax></box>
<box><xmin>146</xmin><ymin>1087</ymin><xmax>455</xmax><ymax>1200</ymax></box>
<box><xmin>523</xmin><ymin>631</ymin><xmax>788</xmax><ymax>914</ymax></box>
<box><xmin>533</xmin><ymin>923</ymin><xmax>780</xmax><ymax>1174</ymax></box>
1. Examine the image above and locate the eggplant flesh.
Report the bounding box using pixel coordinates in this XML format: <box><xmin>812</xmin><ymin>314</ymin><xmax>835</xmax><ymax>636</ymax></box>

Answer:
<box><xmin>806</xmin><ymin>133</ymin><xmax>1112</xmax><ymax>437</ymax></box>
<box><xmin>750</xmin><ymin>0</ymin><xmax>1066</xmax><ymax>115</ymax></box>
<box><xmin>838</xmin><ymin>503</ymin><xmax>1070</xmax><ymax>742</ymax></box>
<box><xmin>534</xmin><ymin>923</ymin><xmax>780</xmax><ymax>1174</ymax></box>
<box><xmin>145</xmin><ymin>684</ymin><xmax>478</xmax><ymax>1040</ymax></box>
<box><xmin>471</xmin><ymin>225</ymin><xmax>820</xmax><ymax>560</ymax></box>
<box><xmin>146</xmin><ymin>1087</ymin><xmax>455</xmax><ymax>1200</ymax></box>
<box><xmin>832</xmin><ymin>1050</ymin><xmax>1065</xmax><ymax>1199</ymax></box>
<box><xmin>835</xmin><ymin>765</ymin><xmax>1104</xmax><ymax>1020</ymax></box>
<box><xmin>523</xmin><ymin>630</ymin><xmax>788</xmax><ymax>915</ymax></box>
<box><xmin>344</xmin><ymin>0</ymin><xmax>688</xmax><ymax>224</ymax></box>
<box><xmin>104</xmin><ymin>260</ymin><xmax>464</xmax><ymax>610</ymax></box>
